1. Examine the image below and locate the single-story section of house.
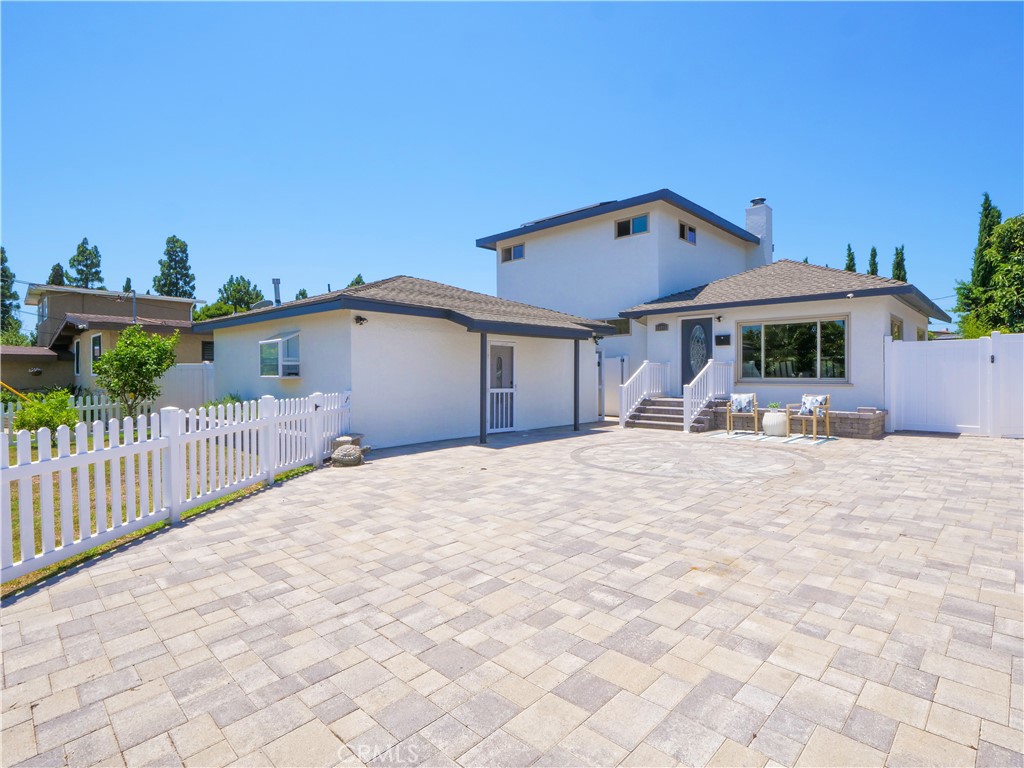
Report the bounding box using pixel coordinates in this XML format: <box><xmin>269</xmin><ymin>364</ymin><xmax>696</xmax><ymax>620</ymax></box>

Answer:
<box><xmin>620</xmin><ymin>260</ymin><xmax>952</xmax><ymax>412</ymax></box>
<box><xmin>193</xmin><ymin>277</ymin><xmax>609</xmax><ymax>449</ymax></box>
<box><xmin>0</xmin><ymin>346</ymin><xmax>74</xmax><ymax>393</ymax></box>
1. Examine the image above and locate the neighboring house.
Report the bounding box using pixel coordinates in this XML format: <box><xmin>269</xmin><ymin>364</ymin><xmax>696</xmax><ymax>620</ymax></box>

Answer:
<box><xmin>0</xmin><ymin>346</ymin><xmax>72</xmax><ymax>394</ymax></box>
<box><xmin>22</xmin><ymin>285</ymin><xmax>213</xmax><ymax>392</ymax></box>
<box><xmin>193</xmin><ymin>277</ymin><xmax>608</xmax><ymax>449</ymax></box>
<box><xmin>477</xmin><ymin>191</ymin><xmax>951</xmax><ymax>416</ymax></box>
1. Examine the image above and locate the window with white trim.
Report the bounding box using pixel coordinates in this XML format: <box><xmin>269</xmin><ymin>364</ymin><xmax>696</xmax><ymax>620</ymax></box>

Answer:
<box><xmin>679</xmin><ymin>221</ymin><xmax>697</xmax><ymax>244</ymax></box>
<box><xmin>501</xmin><ymin>244</ymin><xmax>525</xmax><ymax>263</ymax></box>
<box><xmin>890</xmin><ymin>316</ymin><xmax>904</xmax><ymax>341</ymax></box>
<box><xmin>615</xmin><ymin>213</ymin><xmax>649</xmax><ymax>238</ymax></box>
<box><xmin>90</xmin><ymin>334</ymin><xmax>102</xmax><ymax>374</ymax></box>
<box><xmin>259</xmin><ymin>332</ymin><xmax>300</xmax><ymax>377</ymax></box>
<box><xmin>739</xmin><ymin>318</ymin><xmax>847</xmax><ymax>380</ymax></box>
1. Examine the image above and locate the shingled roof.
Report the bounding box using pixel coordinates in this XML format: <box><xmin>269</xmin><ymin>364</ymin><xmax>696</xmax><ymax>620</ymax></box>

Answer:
<box><xmin>193</xmin><ymin>276</ymin><xmax>613</xmax><ymax>339</ymax></box>
<box><xmin>621</xmin><ymin>260</ymin><xmax>951</xmax><ymax>321</ymax></box>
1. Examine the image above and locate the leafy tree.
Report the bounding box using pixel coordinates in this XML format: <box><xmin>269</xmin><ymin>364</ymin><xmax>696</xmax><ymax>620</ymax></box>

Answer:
<box><xmin>956</xmin><ymin>193</ymin><xmax>1005</xmax><ymax>318</ymax></box>
<box><xmin>844</xmin><ymin>244</ymin><xmax>856</xmax><ymax>272</ymax></box>
<box><xmin>969</xmin><ymin>215</ymin><xmax>1024</xmax><ymax>334</ymax></box>
<box><xmin>123</xmin><ymin>277</ymin><xmax>133</xmax><ymax>292</ymax></box>
<box><xmin>217</xmin><ymin>275</ymin><xmax>264</xmax><ymax>312</ymax></box>
<box><xmin>295</xmin><ymin>288</ymin><xmax>309</xmax><ymax>300</ymax></box>
<box><xmin>193</xmin><ymin>301</ymin><xmax>235</xmax><ymax>321</ymax></box>
<box><xmin>891</xmin><ymin>245</ymin><xmax>907</xmax><ymax>282</ymax></box>
<box><xmin>347</xmin><ymin>274</ymin><xmax>365</xmax><ymax>288</ymax></box>
<box><xmin>68</xmin><ymin>238</ymin><xmax>105</xmax><ymax>289</ymax></box>
<box><xmin>867</xmin><ymin>247</ymin><xmax>878</xmax><ymax>276</ymax></box>
<box><xmin>152</xmin><ymin>235</ymin><xmax>196</xmax><ymax>298</ymax></box>
<box><xmin>0</xmin><ymin>327</ymin><xmax>31</xmax><ymax>346</ymax></box>
<box><xmin>93</xmin><ymin>325</ymin><xmax>179</xmax><ymax>417</ymax></box>
<box><xmin>1</xmin><ymin>246</ymin><xmax>22</xmax><ymax>334</ymax></box>
<box><xmin>47</xmin><ymin>263</ymin><xmax>67</xmax><ymax>286</ymax></box>
<box><xmin>802</xmin><ymin>257</ymin><xmax>809</xmax><ymax>264</ymax></box>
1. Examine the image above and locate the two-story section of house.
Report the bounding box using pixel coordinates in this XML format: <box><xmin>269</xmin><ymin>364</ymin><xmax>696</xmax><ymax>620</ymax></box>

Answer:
<box><xmin>22</xmin><ymin>284</ymin><xmax>213</xmax><ymax>392</ymax></box>
<box><xmin>475</xmin><ymin>189</ymin><xmax>772</xmax><ymax>366</ymax></box>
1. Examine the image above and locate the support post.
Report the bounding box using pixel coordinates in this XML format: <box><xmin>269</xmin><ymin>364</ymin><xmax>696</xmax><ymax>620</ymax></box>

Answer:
<box><xmin>159</xmin><ymin>407</ymin><xmax>184</xmax><ymax>524</ymax></box>
<box><xmin>259</xmin><ymin>395</ymin><xmax>278</xmax><ymax>484</ymax></box>
<box><xmin>479</xmin><ymin>333</ymin><xmax>488</xmax><ymax>444</ymax></box>
<box><xmin>309</xmin><ymin>392</ymin><xmax>325</xmax><ymax>467</ymax></box>
<box><xmin>573</xmin><ymin>339</ymin><xmax>580</xmax><ymax>431</ymax></box>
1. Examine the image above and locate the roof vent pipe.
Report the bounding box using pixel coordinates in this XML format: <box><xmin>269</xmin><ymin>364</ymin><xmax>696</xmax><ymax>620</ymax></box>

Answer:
<box><xmin>272</xmin><ymin>278</ymin><xmax>281</xmax><ymax>306</ymax></box>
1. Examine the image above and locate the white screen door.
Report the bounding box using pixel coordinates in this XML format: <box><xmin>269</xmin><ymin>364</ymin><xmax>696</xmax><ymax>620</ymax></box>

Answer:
<box><xmin>489</xmin><ymin>345</ymin><xmax>515</xmax><ymax>432</ymax></box>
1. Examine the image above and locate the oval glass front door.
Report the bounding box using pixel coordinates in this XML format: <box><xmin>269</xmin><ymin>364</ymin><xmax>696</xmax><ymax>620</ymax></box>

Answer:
<box><xmin>690</xmin><ymin>324</ymin><xmax>708</xmax><ymax>376</ymax></box>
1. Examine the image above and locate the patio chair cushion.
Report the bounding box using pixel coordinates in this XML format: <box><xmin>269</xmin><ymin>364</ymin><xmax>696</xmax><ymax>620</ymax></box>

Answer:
<box><xmin>731</xmin><ymin>393</ymin><xmax>755</xmax><ymax>414</ymax></box>
<box><xmin>798</xmin><ymin>394</ymin><xmax>828</xmax><ymax>417</ymax></box>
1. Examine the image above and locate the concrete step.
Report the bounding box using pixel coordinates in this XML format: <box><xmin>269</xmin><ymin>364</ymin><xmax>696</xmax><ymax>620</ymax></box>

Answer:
<box><xmin>625</xmin><ymin>419</ymin><xmax>685</xmax><ymax>431</ymax></box>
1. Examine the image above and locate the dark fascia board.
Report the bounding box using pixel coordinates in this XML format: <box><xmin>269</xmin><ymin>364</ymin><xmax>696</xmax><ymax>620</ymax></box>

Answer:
<box><xmin>475</xmin><ymin>189</ymin><xmax>760</xmax><ymax>250</ymax></box>
<box><xmin>194</xmin><ymin>291</ymin><xmax>602</xmax><ymax>339</ymax></box>
<box><xmin>620</xmin><ymin>285</ymin><xmax>952</xmax><ymax>322</ymax></box>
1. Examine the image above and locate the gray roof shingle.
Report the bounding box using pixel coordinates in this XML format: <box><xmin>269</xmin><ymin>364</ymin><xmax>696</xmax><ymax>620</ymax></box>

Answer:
<box><xmin>194</xmin><ymin>276</ymin><xmax>613</xmax><ymax>338</ymax></box>
<box><xmin>621</xmin><ymin>260</ymin><xmax>951</xmax><ymax>321</ymax></box>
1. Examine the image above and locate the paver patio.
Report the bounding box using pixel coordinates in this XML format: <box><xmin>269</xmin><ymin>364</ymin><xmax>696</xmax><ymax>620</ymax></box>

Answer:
<box><xmin>2</xmin><ymin>425</ymin><xmax>1022</xmax><ymax>768</ymax></box>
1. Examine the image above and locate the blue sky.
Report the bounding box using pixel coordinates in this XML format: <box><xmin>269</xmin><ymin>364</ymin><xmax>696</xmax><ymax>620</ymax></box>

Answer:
<box><xmin>3</xmin><ymin>2</ymin><xmax>1022</xmax><ymax>329</ymax></box>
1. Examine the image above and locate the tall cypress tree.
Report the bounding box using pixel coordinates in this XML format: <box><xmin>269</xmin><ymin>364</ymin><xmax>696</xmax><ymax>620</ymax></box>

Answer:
<box><xmin>47</xmin><ymin>263</ymin><xmax>67</xmax><ymax>286</ymax></box>
<box><xmin>844</xmin><ymin>244</ymin><xmax>856</xmax><ymax>272</ymax></box>
<box><xmin>123</xmin><ymin>277</ymin><xmax>133</xmax><ymax>292</ymax></box>
<box><xmin>892</xmin><ymin>245</ymin><xmax>907</xmax><ymax>282</ymax></box>
<box><xmin>1</xmin><ymin>246</ymin><xmax>22</xmax><ymax>333</ymax></box>
<box><xmin>152</xmin><ymin>235</ymin><xmax>196</xmax><ymax>298</ymax></box>
<box><xmin>68</xmin><ymin>238</ymin><xmax>105</xmax><ymax>289</ymax></box>
<box><xmin>971</xmin><ymin>193</ymin><xmax>1003</xmax><ymax>290</ymax></box>
<box><xmin>867</xmin><ymin>247</ymin><xmax>878</xmax><ymax>276</ymax></box>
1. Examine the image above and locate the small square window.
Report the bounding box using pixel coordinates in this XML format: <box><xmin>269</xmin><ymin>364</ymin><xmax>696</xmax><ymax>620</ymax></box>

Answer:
<box><xmin>680</xmin><ymin>222</ymin><xmax>697</xmax><ymax>244</ymax></box>
<box><xmin>202</xmin><ymin>340</ymin><xmax>215</xmax><ymax>362</ymax></box>
<box><xmin>501</xmin><ymin>243</ymin><xmax>525</xmax><ymax>263</ymax></box>
<box><xmin>615</xmin><ymin>214</ymin><xmax>650</xmax><ymax>239</ymax></box>
<box><xmin>260</xmin><ymin>332</ymin><xmax>300</xmax><ymax>377</ymax></box>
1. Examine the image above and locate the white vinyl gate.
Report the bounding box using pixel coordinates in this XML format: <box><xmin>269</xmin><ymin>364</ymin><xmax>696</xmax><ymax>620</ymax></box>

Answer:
<box><xmin>885</xmin><ymin>332</ymin><xmax>1024</xmax><ymax>437</ymax></box>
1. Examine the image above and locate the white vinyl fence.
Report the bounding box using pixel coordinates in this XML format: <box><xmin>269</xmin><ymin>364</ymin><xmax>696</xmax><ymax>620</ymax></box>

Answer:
<box><xmin>1</xmin><ymin>391</ymin><xmax>351</xmax><ymax>583</ymax></box>
<box><xmin>154</xmin><ymin>363</ymin><xmax>215</xmax><ymax>410</ymax></box>
<box><xmin>884</xmin><ymin>332</ymin><xmax>1024</xmax><ymax>437</ymax></box>
<box><xmin>2</xmin><ymin>395</ymin><xmax>155</xmax><ymax>432</ymax></box>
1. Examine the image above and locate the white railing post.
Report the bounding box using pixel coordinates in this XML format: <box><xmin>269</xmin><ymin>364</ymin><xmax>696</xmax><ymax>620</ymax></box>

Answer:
<box><xmin>159</xmin><ymin>407</ymin><xmax>184</xmax><ymax>524</ymax></box>
<box><xmin>259</xmin><ymin>395</ymin><xmax>277</xmax><ymax>484</ymax></box>
<box><xmin>309</xmin><ymin>392</ymin><xmax>325</xmax><ymax>467</ymax></box>
<box><xmin>683</xmin><ymin>384</ymin><xmax>693</xmax><ymax>432</ymax></box>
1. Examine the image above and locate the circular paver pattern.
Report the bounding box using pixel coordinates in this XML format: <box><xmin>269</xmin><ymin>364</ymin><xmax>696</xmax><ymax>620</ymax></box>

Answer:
<box><xmin>571</xmin><ymin>437</ymin><xmax>824</xmax><ymax>481</ymax></box>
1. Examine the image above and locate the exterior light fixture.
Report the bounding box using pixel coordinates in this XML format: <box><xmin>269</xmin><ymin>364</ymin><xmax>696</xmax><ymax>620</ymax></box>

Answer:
<box><xmin>354</xmin><ymin>315</ymin><xmax>368</xmax><ymax>325</ymax></box>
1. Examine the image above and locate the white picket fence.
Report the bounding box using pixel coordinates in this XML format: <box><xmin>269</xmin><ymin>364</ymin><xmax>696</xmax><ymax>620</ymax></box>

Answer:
<box><xmin>1</xmin><ymin>391</ymin><xmax>351</xmax><ymax>583</ymax></box>
<box><xmin>1</xmin><ymin>395</ymin><xmax>154</xmax><ymax>432</ymax></box>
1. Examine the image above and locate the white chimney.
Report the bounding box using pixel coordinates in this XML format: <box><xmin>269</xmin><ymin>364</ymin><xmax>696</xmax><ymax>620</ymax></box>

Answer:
<box><xmin>745</xmin><ymin>197</ymin><xmax>773</xmax><ymax>267</ymax></box>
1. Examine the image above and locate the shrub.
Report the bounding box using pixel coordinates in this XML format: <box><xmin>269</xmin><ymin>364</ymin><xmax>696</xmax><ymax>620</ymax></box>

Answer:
<box><xmin>202</xmin><ymin>393</ymin><xmax>245</xmax><ymax>409</ymax></box>
<box><xmin>12</xmin><ymin>389</ymin><xmax>78</xmax><ymax>439</ymax></box>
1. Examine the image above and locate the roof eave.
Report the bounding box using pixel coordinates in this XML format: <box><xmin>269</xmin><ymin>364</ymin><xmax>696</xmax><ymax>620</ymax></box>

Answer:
<box><xmin>620</xmin><ymin>285</ymin><xmax>952</xmax><ymax>321</ymax></box>
<box><xmin>476</xmin><ymin>189</ymin><xmax>760</xmax><ymax>249</ymax></box>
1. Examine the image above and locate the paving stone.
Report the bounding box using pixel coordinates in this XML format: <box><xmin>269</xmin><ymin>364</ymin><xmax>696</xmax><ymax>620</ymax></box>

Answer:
<box><xmin>420</xmin><ymin>714</ymin><xmax>482</xmax><ymax>760</ymax></box>
<box><xmin>645</xmin><ymin>711</ymin><xmax>725</xmax><ymax>766</ymax></box>
<box><xmin>795</xmin><ymin>726</ymin><xmax>886</xmax><ymax>767</ymax></box>
<box><xmin>586</xmin><ymin>690</ymin><xmax>669</xmax><ymax>751</ymax></box>
<box><xmin>887</xmin><ymin>723</ymin><xmax>979</xmax><ymax>767</ymax></box>
<box><xmin>842</xmin><ymin>705</ymin><xmax>899</xmax><ymax>752</ymax></box>
<box><xmin>34</xmin><ymin>701</ymin><xmax>110</xmax><ymax>753</ymax></box>
<box><xmin>451</xmin><ymin>690</ymin><xmax>520</xmax><ymax>737</ymax></box>
<box><xmin>261</xmin><ymin>720</ymin><xmax>344</xmax><ymax>767</ymax></box>
<box><xmin>502</xmin><ymin>693</ymin><xmax>589</xmax><ymax>752</ymax></box>
<box><xmin>456</xmin><ymin>729</ymin><xmax>540</xmax><ymax>768</ymax></box>
<box><xmin>373</xmin><ymin>694</ymin><xmax>445</xmax><ymax>741</ymax></box>
<box><xmin>778</xmin><ymin>676</ymin><xmax>857</xmax><ymax>731</ymax></box>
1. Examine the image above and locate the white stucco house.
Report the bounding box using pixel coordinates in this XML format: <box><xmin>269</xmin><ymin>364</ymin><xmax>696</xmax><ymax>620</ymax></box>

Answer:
<box><xmin>193</xmin><ymin>278</ymin><xmax>608</xmax><ymax>448</ymax></box>
<box><xmin>476</xmin><ymin>190</ymin><xmax>950</xmax><ymax>425</ymax></box>
<box><xmin>199</xmin><ymin>188</ymin><xmax>950</xmax><ymax>447</ymax></box>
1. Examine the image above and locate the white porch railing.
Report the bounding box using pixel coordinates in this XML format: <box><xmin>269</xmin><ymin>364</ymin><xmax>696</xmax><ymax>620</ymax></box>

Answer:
<box><xmin>618</xmin><ymin>360</ymin><xmax>670</xmax><ymax>428</ymax></box>
<box><xmin>682</xmin><ymin>359</ymin><xmax>733</xmax><ymax>432</ymax></box>
<box><xmin>1</xmin><ymin>391</ymin><xmax>351</xmax><ymax>584</ymax></box>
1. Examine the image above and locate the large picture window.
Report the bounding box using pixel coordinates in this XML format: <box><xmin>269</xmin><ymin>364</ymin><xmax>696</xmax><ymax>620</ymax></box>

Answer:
<box><xmin>740</xmin><ymin>318</ymin><xmax>847</xmax><ymax>380</ymax></box>
<box><xmin>259</xmin><ymin>332</ymin><xmax>300</xmax><ymax>377</ymax></box>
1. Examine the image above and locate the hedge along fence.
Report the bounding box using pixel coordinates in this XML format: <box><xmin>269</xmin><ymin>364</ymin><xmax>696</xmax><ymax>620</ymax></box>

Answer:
<box><xmin>1</xmin><ymin>394</ymin><xmax>154</xmax><ymax>432</ymax></box>
<box><xmin>1</xmin><ymin>392</ymin><xmax>351</xmax><ymax>584</ymax></box>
